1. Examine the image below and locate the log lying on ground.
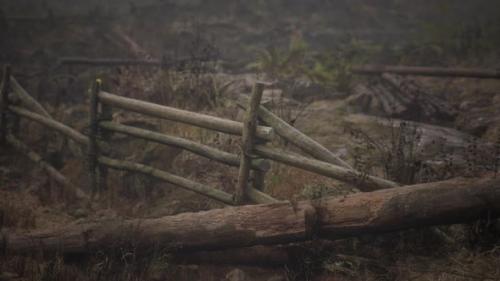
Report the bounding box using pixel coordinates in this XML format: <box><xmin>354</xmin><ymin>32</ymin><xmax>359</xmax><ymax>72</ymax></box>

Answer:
<box><xmin>4</xmin><ymin>176</ymin><xmax>499</xmax><ymax>254</ymax></box>
<box><xmin>352</xmin><ymin>65</ymin><xmax>500</xmax><ymax>79</ymax></box>
<box><xmin>98</xmin><ymin>91</ymin><xmax>274</xmax><ymax>141</ymax></box>
<box><xmin>99</xmin><ymin>121</ymin><xmax>270</xmax><ymax>172</ymax></box>
<box><xmin>254</xmin><ymin>145</ymin><xmax>399</xmax><ymax>191</ymax></box>
<box><xmin>5</xmin><ymin>135</ymin><xmax>89</xmax><ymax>201</ymax></box>
<box><xmin>237</xmin><ymin>96</ymin><xmax>352</xmax><ymax>169</ymax></box>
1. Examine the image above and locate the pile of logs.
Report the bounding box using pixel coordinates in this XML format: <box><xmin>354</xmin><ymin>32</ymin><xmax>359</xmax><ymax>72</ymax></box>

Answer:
<box><xmin>346</xmin><ymin>74</ymin><xmax>456</xmax><ymax>123</ymax></box>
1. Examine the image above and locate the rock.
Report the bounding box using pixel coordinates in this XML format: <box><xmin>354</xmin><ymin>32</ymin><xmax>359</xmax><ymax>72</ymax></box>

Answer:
<box><xmin>343</xmin><ymin>114</ymin><xmax>497</xmax><ymax>180</ymax></box>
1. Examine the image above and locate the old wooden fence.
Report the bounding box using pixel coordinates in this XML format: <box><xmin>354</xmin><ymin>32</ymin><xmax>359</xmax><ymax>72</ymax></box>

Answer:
<box><xmin>0</xmin><ymin>65</ymin><xmax>398</xmax><ymax>206</ymax></box>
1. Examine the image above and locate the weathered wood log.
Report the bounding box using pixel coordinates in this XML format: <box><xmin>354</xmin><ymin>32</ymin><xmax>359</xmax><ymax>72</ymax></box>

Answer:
<box><xmin>254</xmin><ymin>145</ymin><xmax>399</xmax><ymax>191</ymax></box>
<box><xmin>98</xmin><ymin>91</ymin><xmax>274</xmax><ymax>141</ymax></box>
<box><xmin>5</xmin><ymin>135</ymin><xmax>89</xmax><ymax>201</ymax></box>
<box><xmin>3</xmin><ymin>176</ymin><xmax>499</xmax><ymax>254</ymax></box>
<box><xmin>99</xmin><ymin>121</ymin><xmax>270</xmax><ymax>172</ymax></box>
<box><xmin>98</xmin><ymin>92</ymin><xmax>113</xmax><ymax>193</ymax></box>
<box><xmin>8</xmin><ymin>105</ymin><xmax>87</xmax><ymax>145</ymax></box>
<box><xmin>352</xmin><ymin>65</ymin><xmax>500</xmax><ymax>79</ymax></box>
<box><xmin>98</xmin><ymin>156</ymin><xmax>235</xmax><ymax>205</ymax></box>
<box><xmin>237</xmin><ymin>96</ymin><xmax>352</xmax><ymax>169</ymax></box>
<box><xmin>316</xmin><ymin>176</ymin><xmax>500</xmax><ymax>238</ymax></box>
<box><xmin>10</xmin><ymin>76</ymin><xmax>52</xmax><ymax>119</ymax></box>
<box><xmin>8</xmin><ymin>105</ymin><xmax>110</xmax><ymax>152</ymax></box>
<box><xmin>236</xmin><ymin>83</ymin><xmax>264</xmax><ymax>203</ymax></box>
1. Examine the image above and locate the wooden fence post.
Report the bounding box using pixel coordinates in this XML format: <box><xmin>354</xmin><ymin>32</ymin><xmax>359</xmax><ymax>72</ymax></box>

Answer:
<box><xmin>252</xmin><ymin>170</ymin><xmax>266</xmax><ymax>192</ymax></box>
<box><xmin>98</xmin><ymin>84</ymin><xmax>112</xmax><ymax>202</ymax></box>
<box><xmin>88</xmin><ymin>79</ymin><xmax>100</xmax><ymax>197</ymax></box>
<box><xmin>1</xmin><ymin>65</ymin><xmax>11</xmax><ymax>144</ymax></box>
<box><xmin>236</xmin><ymin>82</ymin><xmax>264</xmax><ymax>204</ymax></box>
<box><xmin>252</xmin><ymin>131</ymin><xmax>268</xmax><ymax>191</ymax></box>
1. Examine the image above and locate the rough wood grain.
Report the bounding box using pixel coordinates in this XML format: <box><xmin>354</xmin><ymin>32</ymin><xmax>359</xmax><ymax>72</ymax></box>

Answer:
<box><xmin>5</xmin><ymin>198</ymin><xmax>315</xmax><ymax>254</ymax></box>
<box><xmin>4</xmin><ymin>176</ymin><xmax>499</xmax><ymax>255</ymax></box>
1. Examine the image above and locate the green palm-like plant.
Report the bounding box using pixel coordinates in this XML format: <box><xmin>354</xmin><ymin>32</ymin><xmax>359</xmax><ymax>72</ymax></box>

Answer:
<box><xmin>248</xmin><ymin>37</ymin><xmax>308</xmax><ymax>80</ymax></box>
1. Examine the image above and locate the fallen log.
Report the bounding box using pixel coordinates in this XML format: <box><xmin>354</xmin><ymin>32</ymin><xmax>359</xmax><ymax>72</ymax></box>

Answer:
<box><xmin>3</xmin><ymin>176</ymin><xmax>499</xmax><ymax>255</ymax></box>
<box><xmin>352</xmin><ymin>65</ymin><xmax>500</xmax><ymax>79</ymax></box>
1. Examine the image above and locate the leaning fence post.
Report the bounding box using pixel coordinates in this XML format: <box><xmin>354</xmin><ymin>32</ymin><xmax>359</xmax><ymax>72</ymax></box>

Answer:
<box><xmin>235</xmin><ymin>82</ymin><xmax>264</xmax><ymax>204</ymax></box>
<box><xmin>88</xmin><ymin>79</ymin><xmax>100</xmax><ymax>197</ymax></box>
<box><xmin>1</xmin><ymin>65</ymin><xmax>11</xmax><ymax>144</ymax></box>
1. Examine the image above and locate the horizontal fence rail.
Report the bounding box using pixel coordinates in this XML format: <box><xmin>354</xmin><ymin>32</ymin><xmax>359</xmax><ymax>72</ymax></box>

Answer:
<box><xmin>98</xmin><ymin>156</ymin><xmax>236</xmax><ymax>205</ymax></box>
<box><xmin>99</xmin><ymin>121</ymin><xmax>271</xmax><ymax>172</ymax></box>
<box><xmin>9</xmin><ymin>105</ymin><xmax>88</xmax><ymax>146</ymax></box>
<box><xmin>8</xmin><ymin>105</ymin><xmax>111</xmax><ymax>152</ymax></box>
<box><xmin>98</xmin><ymin>91</ymin><xmax>274</xmax><ymax>141</ymax></box>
